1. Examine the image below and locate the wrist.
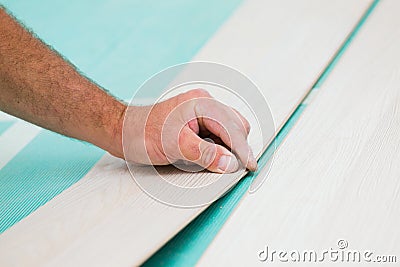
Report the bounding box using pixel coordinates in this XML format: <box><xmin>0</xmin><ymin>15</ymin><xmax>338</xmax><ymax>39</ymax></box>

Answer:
<box><xmin>120</xmin><ymin>105</ymin><xmax>151</xmax><ymax>164</ymax></box>
<box><xmin>107</xmin><ymin>101</ymin><xmax>126</xmax><ymax>158</ymax></box>
<box><xmin>91</xmin><ymin>98</ymin><xmax>126</xmax><ymax>159</ymax></box>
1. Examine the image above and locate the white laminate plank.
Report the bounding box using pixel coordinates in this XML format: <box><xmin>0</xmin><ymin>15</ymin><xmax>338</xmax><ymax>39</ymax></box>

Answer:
<box><xmin>0</xmin><ymin>0</ymin><xmax>372</xmax><ymax>266</ymax></box>
<box><xmin>199</xmin><ymin>1</ymin><xmax>400</xmax><ymax>266</ymax></box>
<box><xmin>0</xmin><ymin>120</ymin><xmax>41</xmax><ymax>170</ymax></box>
<box><xmin>0</xmin><ymin>111</ymin><xmax>16</xmax><ymax>122</ymax></box>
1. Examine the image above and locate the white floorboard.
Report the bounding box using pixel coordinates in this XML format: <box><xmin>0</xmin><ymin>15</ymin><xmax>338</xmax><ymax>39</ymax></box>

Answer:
<box><xmin>199</xmin><ymin>1</ymin><xmax>400</xmax><ymax>266</ymax></box>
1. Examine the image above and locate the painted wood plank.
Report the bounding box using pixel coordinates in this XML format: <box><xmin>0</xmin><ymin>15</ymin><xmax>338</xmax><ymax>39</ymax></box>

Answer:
<box><xmin>0</xmin><ymin>0</ymin><xmax>372</xmax><ymax>266</ymax></box>
<box><xmin>199</xmin><ymin>1</ymin><xmax>400</xmax><ymax>265</ymax></box>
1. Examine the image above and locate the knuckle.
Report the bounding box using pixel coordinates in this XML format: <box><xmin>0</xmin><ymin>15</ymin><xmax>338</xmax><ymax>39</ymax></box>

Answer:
<box><xmin>232</xmin><ymin>120</ymin><xmax>247</xmax><ymax>133</ymax></box>
<box><xmin>244</xmin><ymin>119</ymin><xmax>251</xmax><ymax>133</ymax></box>
<box><xmin>189</xmin><ymin>88</ymin><xmax>211</xmax><ymax>98</ymax></box>
<box><xmin>178</xmin><ymin>132</ymin><xmax>197</xmax><ymax>160</ymax></box>
<box><xmin>176</xmin><ymin>89</ymin><xmax>211</xmax><ymax>105</ymax></box>
<box><xmin>231</xmin><ymin>108</ymin><xmax>251</xmax><ymax>133</ymax></box>
<box><xmin>237</xmin><ymin>116</ymin><xmax>250</xmax><ymax>134</ymax></box>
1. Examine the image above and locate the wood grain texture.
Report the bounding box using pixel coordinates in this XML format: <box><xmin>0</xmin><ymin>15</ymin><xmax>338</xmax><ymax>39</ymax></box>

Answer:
<box><xmin>0</xmin><ymin>0</ymin><xmax>372</xmax><ymax>266</ymax></box>
<box><xmin>0</xmin><ymin>120</ymin><xmax>41</xmax><ymax>169</ymax></box>
<box><xmin>199</xmin><ymin>1</ymin><xmax>400</xmax><ymax>266</ymax></box>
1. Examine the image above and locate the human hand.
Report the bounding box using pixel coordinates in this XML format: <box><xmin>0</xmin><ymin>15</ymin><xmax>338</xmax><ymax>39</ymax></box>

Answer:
<box><xmin>0</xmin><ymin>10</ymin><xmax>256</xmax><ymax>174</ymax></box>
<box><xmin>120</xmin><ymin>89</ymin><xmax>257</xmax><ymax>173</ymax></box>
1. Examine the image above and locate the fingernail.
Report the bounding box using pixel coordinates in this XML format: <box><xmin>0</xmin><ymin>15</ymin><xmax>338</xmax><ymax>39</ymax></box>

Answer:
<box><xmin>248</xmin><ymin>151</ymin><xmax>258</xmax><ymax>171</ymax></box>
<box><xmin>250</xmin><ymin>158</ymin><xmax>258</xmax><ymax>171</ymax></box>
<box><xmin>246</xmin><ymin>147</ymin><xmax>258</xmax><ymax>172</ymax></box>
<box><xmin>218</xmin><ymin>154</ymin><xmax>239</xmax><ymax>173</ymax></box>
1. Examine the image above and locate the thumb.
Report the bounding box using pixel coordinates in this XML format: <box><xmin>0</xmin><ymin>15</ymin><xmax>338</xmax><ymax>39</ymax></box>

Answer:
<box><xmin>179</xmin><ymin>127</ymin><xmax>239</xmax><ymax>173</ymax></box>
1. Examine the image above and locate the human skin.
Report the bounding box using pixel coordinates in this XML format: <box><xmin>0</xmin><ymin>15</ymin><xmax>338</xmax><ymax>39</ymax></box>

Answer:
<box><xmin>0</xmin><ymin>8</ymin><xmax>257</xmax><ymax>173</ymax></box>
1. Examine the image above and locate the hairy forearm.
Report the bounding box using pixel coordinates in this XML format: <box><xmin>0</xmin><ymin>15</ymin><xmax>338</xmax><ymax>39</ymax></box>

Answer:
<box><xmin>0</xmin><ymin>8</ymin><xmax>125</xmax><ymax>157</ymax></box>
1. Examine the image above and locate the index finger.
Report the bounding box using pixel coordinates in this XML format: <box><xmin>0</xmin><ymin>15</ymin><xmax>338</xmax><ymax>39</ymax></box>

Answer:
<box><xmin>194</xmin><ymin>97</ymin><xmax>257</xmax><ymax>171</ymax></box>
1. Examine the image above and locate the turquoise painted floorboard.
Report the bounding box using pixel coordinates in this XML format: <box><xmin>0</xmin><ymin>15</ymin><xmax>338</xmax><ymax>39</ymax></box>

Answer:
<box><xmin>0</xmin><ymin>130</ymin><xmax>104</xmax><ymax>233</ymax></box>
<box><xmin>0</xmin><ymin>121</ymin><xmax>15</xmax><ymax>135</ymax></box>
<box><xmin>2</xmin><ymin>0</ymin><xmax>243</xmax><ymax>100</ymax></box>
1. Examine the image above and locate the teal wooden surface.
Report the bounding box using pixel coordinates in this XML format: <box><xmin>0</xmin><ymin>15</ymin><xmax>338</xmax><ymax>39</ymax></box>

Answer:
<box><xmin>0</xmin><ymin>121</ymin><xmax>14</xmax><ymax>135</ymax></box>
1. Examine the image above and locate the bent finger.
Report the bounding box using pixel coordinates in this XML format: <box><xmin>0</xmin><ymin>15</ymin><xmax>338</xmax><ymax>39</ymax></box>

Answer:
<box><xmin>178</xmin><ymin>126</ymin><xmax>239</xmax><ymax>173</ymax></box>
<box><xmin>194</xmin><ymin>99</ymin><xmax>257</xmax><ymax>171</ymax></box>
